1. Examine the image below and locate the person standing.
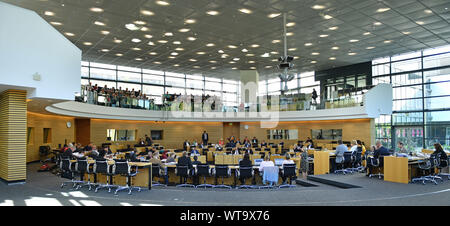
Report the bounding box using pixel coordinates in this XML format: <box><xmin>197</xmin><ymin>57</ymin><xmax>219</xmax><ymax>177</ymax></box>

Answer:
<box><xmin>202</xmin><ymin>131</ymin><xmax>209</xmax><ymax>146</ymax></box>
<box><xmin>312</xmin><ymin>88</ymin><xmax>318</xmax><ymax>105</ymax></box>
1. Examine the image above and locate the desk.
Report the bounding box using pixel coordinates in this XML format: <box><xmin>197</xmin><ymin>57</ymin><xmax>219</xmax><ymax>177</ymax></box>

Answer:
<box><xmin>383</xmin><ymin>156</ymin><xmax>426</xmax><ymax>184</ymax></box>
<box><xmin>313</xmin><ymin>151</ymin><xmax>333</xmax><ymax>175</ymax></box>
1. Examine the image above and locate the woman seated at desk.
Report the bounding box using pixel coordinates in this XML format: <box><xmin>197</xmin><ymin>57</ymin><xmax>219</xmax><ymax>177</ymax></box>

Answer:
<box><xmin>259</xmin><ymin>156</ymin><xmax>274</xmax><ymax>172</ymax></box>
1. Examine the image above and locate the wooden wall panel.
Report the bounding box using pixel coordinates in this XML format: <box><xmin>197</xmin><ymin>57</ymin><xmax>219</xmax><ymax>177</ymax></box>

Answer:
<box><xmin>240</xmin><ymin>119</ymin><xmax>374</xmax><ymax>147</ymax></box>
<box><xmin>0</xmin><ymin>90</ymin><xmax>27</xmax><ymax>182</ymax></box>
<box><xmin>75</xmin><ymin>118</ymin><xmax>91</xmax><ymax>146</ymax></box>
<box><xmin>26</xmin><ymin>112</ymin><xmax>75</xmax><ymax>163</ymax></box>
<box><xmin>223</xmin><ymin>122</ymin><xmax>240</xmax><ymax>141</ymax></box>
<box><xmin>90</xmin><ymin>119</ymin><xmax>223</xmax><ymax>149</ymax></box>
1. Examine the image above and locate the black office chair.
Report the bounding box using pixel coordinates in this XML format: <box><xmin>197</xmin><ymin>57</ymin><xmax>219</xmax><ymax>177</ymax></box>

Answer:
<box><xmin>424</xmin><ymin>155</ymin><xmax>443</xmax><ymax>183</ymax></box>
<box><xmin>214</xmin><ymin>165</ymin><xmax>232</xmax><ymax>189</ymax></box>
<box><xmin>368</xmin><ymin>157</ymin><xmax>384</xmax><ymax>179</ymax></box>
<box><xmin>195</xmin><ymin>164</ymin><xmax>214</xmax><ymax>189</ymax></box>
<box><xmin>236</xmin><ymin>166</ymin><xmax>255</xmax><ymax>189</ymax></box>
<box><xmin>348</xmin><ymin>148</ymin><xmax>363</xmax><ymax>173</ymax></box>
<box><xmin>94</xmin><ymin>159</ymin><xmax>117</xmax><ymax>193</ymax></box>
<box><xmin>113</xmin><ymin>160</ymin><xmax>141</xmax><ymax>195</ymax></box>
<box><xmin>60</xmin><ymin>158</ymin><xmax>76</xmax><ymax>188</ymax></box>
<box><xmin>73</xmin><ymin>158</ymin><xmax>90</xmax><ymax>190</ymax></box>
<box><xmin>436</xmin><ymin>154</ymin><xmax>450</xmax><ymax>180</ymax></box>
<box><xmin>151</xmin><ymin>164</ymin><xmax>167</xmax><ymax>187</ymax></box>
<box><xmin>279</xmin><ymin>164</ymin><xmax>297</xmax><ymax>188</ymax></box>
<box><xmin>412</xmin><ymin>159</ymin><xmax>436</xmax><ymax>185</ymax></box>
<box><xmin>175</xmin><ymin>165</ymin><xmax>195</xmax><ymax>188</ymax></box>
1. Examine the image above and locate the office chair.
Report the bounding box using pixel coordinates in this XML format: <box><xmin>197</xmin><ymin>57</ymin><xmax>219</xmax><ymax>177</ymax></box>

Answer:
<box><xmin>195</xmin><ymin>164</ymin><xmax>214</xmax><ymax>189</ymax></box>
<box><xmin>151</xmin><ymin>164</ymin><xmax>167</xmax><ymax>187</ymax></box>
<box><xmin>412</xmin><ymin>159</ymin><xmax>436</xmax><ymax>185</ymax></box>
<box><xmin>175</xmin><ymin>165</ymin><xmax>195</xmax><ymax>188</ymax></box>
<box><xmin>279</xmin><ymin>164</ymin><xmax>297</xmax><ymax>188</ymax></box>
<box><xmin>260</xmin><ymin>166</ymin><xmax>279</xmax><ymax>189</ymax></box>
<box><xmin>60</xmin><ymin>158</ymin><xmax>77</xmax><ymax>188</ymax></box>
<box><xmin>214</xmin><ymin>165</ymin><xmax>232</xmax><ymax>189</ymax></box>
<box><xmin>424</xmin><ymin>155</ymin><xmax>443</xmax><ymax>183</ymax></box>
<box><xmin>368</xmin><ymin>157</ymin><xmax>384</xmax><ymax>179</ymax></box>
<box><xmin>348</xmin><ymin>149</ymin><xmax>364</xmax><ymax>173</ymax></box>
<box><xmin>113</xmin><ymin>160</ymin><xmax>141</xmax><ymax>195</ymax></box>
<box><xmin>94</xmin><ymin>159</ymin><xmax>117</xmax><ymax>193</ymax></box>
<box><xmin>236</xmin><ymin>166</ymin><xmax>255</xmax><ymax>189</ymax></box>
<box><xmin>73</xmin><ymin>158</ymin><xmax>90</xmax><ymax>190</ymax></box>
<box><xmin>436</xmin><ymin>154</ymin><xmax>450</xmax><ymax>180</ymax></box>
<box><xmin>334</xmin><ymin>152</ymin><xmax>353</xmax><ymax>175</ymax></box>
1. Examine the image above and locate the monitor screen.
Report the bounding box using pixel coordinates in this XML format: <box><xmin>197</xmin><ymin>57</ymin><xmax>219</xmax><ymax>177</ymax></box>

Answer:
<box><xmin>254</xmin><ymin>158</ymin><xmax>263</xmax><ymax>166</ymax></box>
<box><xmin>275</xmin><ymin>158</ymin><xmax>284</xmax><ymax>166</ymax></box>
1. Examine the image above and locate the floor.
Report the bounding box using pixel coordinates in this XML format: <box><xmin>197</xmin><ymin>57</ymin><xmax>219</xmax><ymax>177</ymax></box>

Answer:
<box><xmin>1</xmin><ymin>163</ymin><xmax>450</xmax><ymax>206</ymax></box>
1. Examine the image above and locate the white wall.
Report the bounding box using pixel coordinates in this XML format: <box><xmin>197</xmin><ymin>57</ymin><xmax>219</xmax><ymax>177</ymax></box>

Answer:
<box><xmin>0</xmin><ymin>2</ymin><xmax>81</xmax><ymax>100</ymax></box>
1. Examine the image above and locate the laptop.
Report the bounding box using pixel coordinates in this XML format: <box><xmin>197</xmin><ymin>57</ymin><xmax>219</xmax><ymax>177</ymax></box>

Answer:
<box><xmin>254</xmin><ymin>158</ymin><xmax>263</xmax><ymax>166</ymax></box>
<box><xmin>275</xmin><ymin>158</ymin><xmax>284</xmax><ymax>166</ymax></box>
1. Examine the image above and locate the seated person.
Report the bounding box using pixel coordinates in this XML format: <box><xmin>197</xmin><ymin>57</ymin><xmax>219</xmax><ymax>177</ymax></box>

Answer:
<box><xmin>136</xmin><ymin>138</ymin><xmax>145</xmax><ymax>146</ymax></box>
<box><xmin>244</xmin><ymin>148</ymin><xmax>253</xmax><ymax>155</ymax></box>
<box><xmin>192</xmin><ymin>155</ymin><xmax>202</xmax><ymax>185</ymax></box>
<box><xmin>177</xmin><ymin>152</ymin><xmax>193</xmax><ymax>179</ymax></box>
<box><xmin>260</xmin><ymin>140</ymin><xmax>267</xmax><ymax>147</ymax></box>
<box><xmin>232</xmin><ymin>148</ymin><xmax>240</xmax><ymax>155</ymax></box>
<box><xmin>306</xmin><ymin>137</ymin><xmax>314</xmax><ymax>148</ymax></box>
<box><xmin>259</xmin><ymin>155</ymin><xmax>274</xmax><ymax>173</ymax></box>
<box><xmin>349</xmin><ymin>140</ymin><xmax>358</xmax><ymax>153</ymax></box>
<box><xmin>190</xmin><ymin>147</ymin><xmax>200</xmax><ymax>156</ymax></box>
<box><xmin>433</xmin><ymin>143</ymin><xmax>448</xmax><ymax>162</ymax></box>
<box><xmin>192</xmin><ymin>155</ymin><xmax>202</xmax><ymax>165</ymax></box>
<box><xmin>281</xmin><ymin>155</ymin><xmax>295</xmax><ymax>184</ymax></box>
<box><xmin>72</xmin><ymin>149</ymin><xmax>85</xmax><ymax>159</ymax></box>
<box><xmin>149</xmin><ymin>153</ymin><xmax>162</xmax><ymax>165</ymax></box>
<box><xmin>251</xmin><ymin>137</ymin><xmax>258</xmax><ymax>144</ymax></box>
<box><xmin>62</xmin><ymin>143</ymin><xmax>75</xmax><ymax>158</ymax></box>
<box><xmin>166</xmin><ymin>153</ymin><xmax>176</xmax><ymax>163</ymax></box>
<box><xmin>244</xmin><ymin>142</ymin><xmax>251</xmax><ymax>148</ymax></box>
<box><xmin>238</xmin><ymin>154</ymin><xmax>253</xmax><ymax>185</ymax></box>
<box><xmin>293</xmin><ymin>143</ymin><xmax>303</xmax><ymax>152</ymax></box>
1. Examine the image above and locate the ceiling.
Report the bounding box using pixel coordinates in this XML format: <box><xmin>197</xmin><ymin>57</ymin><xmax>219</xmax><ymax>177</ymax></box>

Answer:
<box><xmin>3</xmin><ymin>0</ymin><xmax>450</xmax><ymax>80</ymax></box>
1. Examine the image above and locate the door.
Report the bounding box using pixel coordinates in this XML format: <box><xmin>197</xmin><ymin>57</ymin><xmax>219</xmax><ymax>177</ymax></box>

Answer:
<box><xmin>223</xmin><ymin>122</ymin><xmax>240</xmax><ymax>141</ymax></box>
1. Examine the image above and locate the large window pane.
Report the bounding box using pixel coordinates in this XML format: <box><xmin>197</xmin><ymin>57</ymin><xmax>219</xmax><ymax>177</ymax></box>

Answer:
<box><xmin>143</xmin><ymin>69</ymin><xmax>164</xmax><ymax>75</ymax></box>
<box><xmin>268</xmin><ymin>82</ymin><xmax>280</xmax><ymax>92</ymax></box>
<box><xmin>391</xmin><ymin>72</ymin><xmax>422</xmax><ymax>86</ymax></box>
<box><xmin>393</xmin><ymin>85</ymin><xmax>423</xmax><ymax>99</ymax></box>
<box><xmin>391</xmin><ymin>51</ymin><xmax>421</xmax><ymax>61</ymax></box>
<box><xmin>299</xmin><ymin>76</ymin><xmax>318</xmax><ymax>87</ymax></box>
<box><xmin>393</xmin><ymin>99</ymin><xmax>423</xmax><ymax>111</ymax></box>
<box><xmin>425</xmin><ymin>111</ymin><xmax>450</xmax><ymax>123</ymax></box>
<box><xmin>166</xmin><ymin>72</ymin><xmax>185</xmax><ymax>78</ymax></box>
<box><xmin>425</xmin><ymin>124</ymin><xmax>450</xmax><ymax>149</ymax></box>
<box><xmin>90</xmin><ymin>68</ymin><xmax>116</xmax><ymax>80</ymax></box>
<box><xmin>89</xmin><ymin>79</ymin><xmax>116</xmax><ymax>89</ymax></box>
<box><xmin>372</xmin><ymin>63</ymin><xmax>390</xmax><ymax>76</ymax></box>
<box><xmin>391</xmin><ymin>58</ymin><xmax>421</xmax><ymax>73</ymax></box>
<box><xmin>186</xmin><ymin>79</ymin><xmax>203</xmax><ymax>89</ymax></box>
<box><xmin>118</xmin><ymin>66</ymin><xmax>140</xmax><ymax>73</ymax></box>
<box><xmin>91</xmin><ymin>62</ymin><xmax>116</xmax><ymax>70</ymax></box>
<box><xmin>373</xmin><ymin>76</ymin><xmax>390</xmax><ymax>85</ymax></box>
<box><xmin>81</xmin><ymin>67</ymin><xmax>89</xmax><ymax>78</ymax></box>
<box><xmin>165</xmin><ymin>76</ymin><xmax>185</xmax><ymax>87</ymax></box>
<box><xmin>143</xmin><ymin>85</ymin><xmax>164</xmax><ymax>104</ymax></box>
<box><xmin>424</xmin><ymin>96</ymin><xmax>450</xmax><ymax>110</ymax></box>
<box><xmin>424</xmin><ymin>68</ymin><xmax>450</xmax><ymax>83</ymax></box>
<box><xmin>118</xmin><ymin>71</ymin><xmax>141</xmax><ymax>83</ymax></box>
<box><xmin>143</xmin><ymin>74</ymin><xmax>164</xmax><ymax>85</ymax></box>
<box><xmin>186</xmin><ymin>88</ymin><xmax>203</xmax><ymax>96</ymax></box>
<box><xmin>205</xmin><ymin>81</ymin><xmax>221</xmax><ymax>91</ymax></box>
<box><xmin>424</xmin><ymin>82</ymin><xmax>450</xmax><ymax>97</ymax></box>
<box><xmin>117</xmin><ymin>82</ymin><xmax>141</xmax><ymax>92</ymax></box>
<box><xmin>423</xmin><ymin>53</ymin><xmax>450</xmax><ymax>69</ymax></box>
<box><xmin>187</xmin><ymin>74</ymin><xmax>204</xmax><ymax>80</ymax></box>
<box><xmin>423</xmin><ymin>45</ymin><xmax>450</xmax><ymax>56</ymax></box>
<box><xmin>392</xmin><ymin>112</ymin><xmax>423</xmax><ymax>125</ymax></box>
<box><xmin>205</xmin><ymin>77</ymin><xmax>221</xmax><ymax>82</ymax></box>
<box><xmin>223</xmin><ymin>83</ymin><xmax>238</xmax><ymax>93</ymax></box>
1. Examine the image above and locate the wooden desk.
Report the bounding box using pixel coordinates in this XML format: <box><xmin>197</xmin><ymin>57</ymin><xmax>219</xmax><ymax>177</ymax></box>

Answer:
<box><xmin>383</xmin><ymin>156</ymin><xmax>426</xmax><ymax>184</ymax></box>
<box><xmin>313</xmin><ymin>151</ymin><xmax>335</xmax><ymax>175</ymax></box>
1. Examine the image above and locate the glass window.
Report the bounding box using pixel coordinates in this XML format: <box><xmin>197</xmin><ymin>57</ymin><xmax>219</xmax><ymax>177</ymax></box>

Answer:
<box><xmin>391</xmin><ymin>58</ymin><xmax>421</xmax><ymax>73</ymax></box>
<box><xmin>391</xmin><ymin>51</ymin><xmax>421</xmax><ymax>61</ymax></box>
<box><xmin>117</xmin><ymin>82</ymin><xmax>141</xmax><ymax>92</ymax></box>
<box><xmin>186</xmin><ymin>88</ymin><xmax>203</xmax><ymax>96</ymax></box>
<box><xmin>118</xmin><ymin>66</ymin><xmax>141</xmax><ymax>73</ymax></box>
<box><xmin>81</xmin><ymin>67</ymin><xmax>89</xmax><ymax>78</ymax></box>
<box><xmin>118</xmin><ymin>71</ymin><xmax>141</xmax><ymax>83</ymax></box>
<box><xmin>268</xmin><ymin>82</ymin><xmax>280</xmax><ymax>92</ymax></box>
<box><xmin>357</xmin><ymin>76</ymin><xmax>367</xmax><ymax>88</ymax></box>
<box><xmin>81</xmin><ymin>79</ymin><xmax>89</xmax><ymax>86</ymax></box>
<box><xmin>425</xmin><ymin>111</ymin><xmax>450</xmax><ymax>123</ymax></box>
<box><xmin>205</xmin><ymin>77</ymin><xmax>221</xmax><ymax>82</ymax></box>
<box><xmin>392</xmin><ymin>112</ymin><xmax>423</xmax><ymax>125</ymax></box>
<box><xmin>372</xmin><ymin>64</ymin><xmax>390</xmax><ymax>76</ymax></box>
<box><xmin>143</xmin><ymin>74</ymin><xmax>164</xmax><ymax>85</ymax></box>
<box><xmin>143</xmin><ymin>69</ymin><xmax>164</xmax><ymax>75</ymax></box>
<box><xmin>81</xmin><ymin>61</ymin><xmax>89</xmax><ymax>67</ymax></box>
<box><xmin>423</xmin><ymin>53</ymin><xmax>450</xmax><ymax>69</ymax></box>
<box><xmin>143</xmin><ymin>85</ymin><xmax>164</xmax><ymax>104</ymax></box>
<box><xmin>287</xmin><ymin>78</ymin><xmax>298</xmax><ymax>90</ymax></box>
<box><xmin>373</xmin><ymin>57</ymin><xmax>390</xmax><ymax>64</ymax></box>
<box><xmin>89</xmin><ymin>79</ymin><xmax>116</xmax><ymax>89</ymax></box>
<box><xmin>423</xmin><ymin>45</ymin><xmax>450</xmax><ymax>56</ymax></box>
<box><xmin>166</xmin><ymin>87</ymin><xmax>185</xmax><ymax>95</ymax></box>
<box><xmin>223</xmin><ymin>79</ymin><xmax>238</xmax><ymax>84</ymax></box>
<box><xmin>425</xmin><ymin>82</ymin><xmax>450</xmax><ymax>97</ymax></box>
<box><xmin>373</xmin><ymin>76</ymin><xmax>390</xmax><ymax>85</ymax></box>
<box><xmin>300</xmin><ymin>76</ymin><xmax>318</xmax><ymax>87</ymax></box>
<box><xmin>166</xmin><ymin>72</ymin><xmax>185</xmax><ymax>78</ymax></box>
<box><xmin>205</xmin><ymin>81</ymin><xmax>222</xmax><ymax>91</ymax></box>
<box><xmin>393</xmin><ymin>85</ymin><xmax>423</xmax><ymax>100</ymax></box>
<box><xmin>393</xmin><ymin>99</ymin><xmax>423</xmax><ymax>111</ymax></box>
<box><xmin>186</xmin><ymin>79</ymin><xmax>203</xmax><ymax>89</ymax></box>
<box><xmin>391</xmin><ymin>72</ymin><xmax>422</xmax><ymax>87</ymax></box>
<box><xmin>223</xmin><ymin>83</ymin><xmax>237</xmax><ymax>93</ymax></box>
<box><xmin>301</xmin><ymin>86</ymin><xmax>319</xmax><ymax>95</ymax></box>
<box><xmin>424</xmin><ymin>68</ymin><xmax>450</xmax><ymax>83</ymax></box>
<box><xmin>425</xmin><ymin>124</ymin><xmax>450</xmax><ymax>149</ymax></box>
<box><xmin>424</xmin><ymin>96</ymin><xmax>450</xmax><ymax>110</ymax></box>
<box><xmin>223</xmin><ymin>93</ymin><xmax>237</xmax><ymax>102</ymax></box>
<box><xmin>165</xmin><ymin>76</ymin><xmax>185</xmax><ymax>87</ymax></box>
<box><xmin>90</xmin><ymin>68</ymin><xmax>116</xmax><ymax>80</ymax></box>
<box><xmin>187</xmin><ymin>74</ymin><xmax>204</xmax><ymax>80</ymax></box>
<box><xmin>90</xmin><ymin>62</ymin><xmax>116</xmax><ymax>70</ymax></box>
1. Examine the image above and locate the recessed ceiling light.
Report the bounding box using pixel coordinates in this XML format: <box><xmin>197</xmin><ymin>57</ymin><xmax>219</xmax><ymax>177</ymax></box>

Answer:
<box><xmin>94</xmin><ymin>21</ymin><xmax>106</xmax><ymax>26</ymax></box>
<box><xmin>206</xmin><ymin>10</ymin><xmax>219</xmax><ymax>16</ymax></box>
<box><xmin>229</xmin><ymin>61</ymin><xmax>236</xmax><ymax>64</ymax></box>
<box><xmin>305</xmin><ymin>43</ymin><xmax>313</xmax><ymax>46</ymax></box>
<box><xmin>185</xmin><ymin>19</ymin><xmax>196</xmax><ymax>24</ymax></box>
<box><xmin>175</xmin><ymin>47</ymin><xmax>184</xmax><ymax>51</ymax></box>
<box><xmin>311</xmin><ymin>61</ymin><xmax>317</xmax><ymax>64</ymax></box>
<box><xmin>232</xmin><ymin>67</ymin><xmax>238</xmax><ymax>70</ymax></box>
<box><xmin>164</xmin><ymin>32</ymin><xmax>174</xmax><ymax>36</ymax></box>
<box><xmin>131</xmin><ymin>47</ymin><xmax>142</xmax><ymax>51</ymax></box>
<box><xmin>157</xmin><ymin>40</ymin><xmax>168</xmax><ymax>43</ymax></box>
<box><xmin>265</xmin><ymin>66</ymin><xmax>272</xmax><ymax>68</ymax></box>
<box><xmin>228</xmin><ymin>45</ymin><xmax>238</xmax><ymax>49</ymax></box>
<box><xmin>271</xmin><ymin>59</ymin><xmax>278</xmax><ymax>62</ymax></box>
<box><xmin>209</xmin><ymin>60</ymin><xmax>217</xmax><ymax>63</ymax></box>
<box><xmin>141</xmin><ymin>10</ymin><xmax>154</xmax><ymax>16</ymax></box>
<box><xmin>248</xmin><ymin>61</ymin><xmax>255</xmax><ymax>63</ymax></box>
<box><xmin>363</xmin><ymin>32</ymin><xmax>371</xmax><ymax>35</ymax></box>
<box><xmin>154</xmin><ymin>61</ymin><xmax>162</xmax><ymax>64</ymax></box>
<box><xmin>329</xmin><ymin>26</ymin><xmax>339</xmax><ymax>30</ymax></box>
<box><xmin>50</xmin><ymin>21</ymin><xmax>62</xmax><ymax>26</ymax></box>
<box><xmin>113</xmin><ymin>39</ymin><xmax>122</xmax><ymax>43</ymax></box>
<box><xmin>90</xmin><ymin>7</ymin><xmax>104</xmax><ymax>13</ymax></box>
<box><xmin>115</xmin><ymin>53</ymin><xmax>123</xmax><ymax>57</ymax></box>
<box><xmin>135</xmin><ymin>58</ymin><xmax>143</xmax><ymax>61</ymax></box>
<box><xmin>272</xmin><ymin>40</ymin><xmax>281</xmax><ymax>44</ymax></box>
<box><xmin>323</xmin><ymin>15</ymin><xmax>333</xmax><ymax>20</ymax></box>
<box><xmin>293</xmin><ymin>56</ymin><xmax>299</xmax><ymax>60</ymax></box>
<box><xmin>206</xmin><ymin>43</ymin><xmax>215</xmax><ymax>47</ymax></box>
<box><xmin>311</xmin><ymin>52</ymin><xmax>320</xmax><ymax>55</ymax></box>
<box><xmin>144</xmin><ymin>34</ymin><xmax>153</xmax><ymax>39</ymax></box>
<box><xmin>241</xmin><ymin>48</ymin><xmax>249</xmax><ymax>52</ymax></box>
<box><xmin>197</xmin><ymin>52</ymin><xmax>206</xmax><ymax>55</ymax></box>
<box><xmin>288</xmin><ymin>48</ymin><xmax>297</xmax><ymax>51</ymax></box>
<box><xmin>173</xmin><ymin>41</ymin><xmax>181</xmax><ymax>45</ymax></box>
<box><xmin>416</xmin><ymin>21</ymin><xmax>425</xmax><ymax>25</ymax></box>
<box><xmin>374</xmin><ymin>22</ymin><xmax>382</xmax><ymax>26</ymax></box>
<box><xmin>331</xmin><ymin>46</ymin><xmax>339</xmax><ymax>50</ymax></box>
<box><xmin>233</xmin><ymin>58</ymin><xmax>240</xmax><ymax>61</ymax></box>
<box><xmin>251</xmin><ymin>44</ymin><xmax>260</xmax><ymax>48</ymax></box>
<box><xmin>250</xmin><ymin>67</ymin><xmax>256</xmax><ymax>70</ymax></box>
<box><xmin>140</xmin><ymin>27</ymin><xmax>150</xmax><ymax>31</ymax></box>
<box><xmin>424</xmin><ymin>9</ymin><xmax>433</xmax><ymax>14</ymax></box>
<box><xmin>64</xmin><ymin>32</ymin><xmax>75</xmax><ymax>36</ymax></box>
<box><xmin>218</xmin><ymin>50</ymin><xmax>224</xmax><ymax>53</ymax></box>
<box><xmin>189</xmin><ymin>59</ymin><xmax>197</xmax><ymax>62</ymax></box>
<box><xmin>100</xmin><ymin>30</ymin><xmax>110</xmax><ymax>35</ymax></box>
<box><xmin>193</xmin><ymin>66</ymin><xmax>200</xmax><ymax>69</ymax></box>
<box><xmin>187</xmin><ymin>37</ymin><xmax>196</xmax><ymax>41</ymax></box>
<box><xmin>156</xmin><ymin>1</ymin><xmax>170</xmax><ymax>6</ymax></box>
<box><xmin>366</xmin><ymin>46</ymin><xmax>375</xmax><ymax>50</ymax></box>
<box><xmin>178</xmin><ymin>28</ymin><xmax>190</xmax><ymax>32</ymax></box>
<box><xmin>168</xmin><ymin>56</ymin><xmax>176</xmax><ymax>59</ymax></box>
<box><xmin>83</xmin><ymin>42</ymin><xmax>92</xmax><ymax>46</ymax></box>
<box><xmin>286</xmin><ymin>32</ymin><xmax>294</xmax><ymax>36</ymax></box>
<box><xmin>261</xmin><ymin>53</ymin><xmax>270</xmax><ymax>57</ymax></box>
<box><xmin>174</xmin><ymin>64</ymin><xmax>180</xmax><ymax>67</ymax></box>
<box><xmin>134</xmin><ymin>20</ymin><xmax>147</xmax><ymax>25</ymax></box>
<box><xmin>100</xmin><ymin>49</ymin><xmax>109</xmax><ymax>52</ymax></box>
<box><xmin>132</xmin><ymin>38</ymin><xmax>142</xmax><ymax>43</ymax></box>
<box><xmin>270</xmin><ymin>51</ymin><xmax>279</xmax><ymax>54</ymax></box>
<box><xmin>125</xmin><ymin>23</ymin><xmax>140</xmax><ymax>31</ymax></box>
<box><xmin>376</xmin><ymin>8</ymin><xmax>391</xmax><ymax>13</ymax></box>
<box><xmin>211</xmin><ymin>67</ymin><xmax>217</xmax><ymax>69</ymax></box>
<box><xmin>268</xmin><ymin>13</ymin><xmax>281</xmax><ymax>18</ymax></box>
<box><xmin>319</xmin><ymin>34</ymin><xmax>329</xmax><ymax>38</ymax></box>
<box><xmin>348</xmin><ymin>52</ymin><xmax>357</xmax><ymax>55</ymax></box>
<box><xmin>384</xmin><ymin>40</ymin><xmax>393</xmax><ymax>43</ymax></box>
<box><xmin>239</xmin><ymin>8</ymin><xmax>252</xmax><ymax>14</ymax></box>
<box><xmin>246</xmin><ymin>53</ymin><xmax>255</xmax><ymax>56</ymax></box>
<box><xmin>221</xmin><ymin>54</ymin><xmax>229</xmax><ymax>58</ymax></box>
<box><xmin>171</xmin><ymin>52</ymin><xmax>178</xmax><ymax>56</ymax></box>
<box><xmin>149</xmin><ymin>52</ymin><xmax>158</xmax><ymax>55</ymax></box>
<box><xmin>402</xmin><ymin>31</ymin><xmax>411</xmax><ymax>35</ymax></box>
<box><xmin>286</xmin><ymin>22</ymin><xmax>296</xmax><ymax>27</ymax></box>
<box><xmin>349</xmin><ymin>39</ymin><xmax>359</xmax><ymax>42</ymax></box>
<box><xmin>312</xmin><ymin>5</ymin><xmax>326</xmax><ymax>10</ymax></box>
<box><xmin>329</xmin><ymin>57</ymin><xmax>336</xmax><ymax>60</ymax></box>
<box><xmin>148</xmin><ymin>41</ymin><xmax>155</xmax><ymax>46</ymax></box>
<box><xmin>44</xmin><ymin>11</ymin><xmax>55</xmax><ymax>16</ymax></box>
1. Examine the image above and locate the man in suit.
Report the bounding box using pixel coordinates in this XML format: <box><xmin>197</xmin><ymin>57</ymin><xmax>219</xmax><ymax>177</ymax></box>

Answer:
<box><xmin>374</xmin><ymin>140</ymin><xmax>390</xmax><ymax>159</ymax></box>
<box><xmin>145</xmin><ymin>134</ymin><xmax>153</xmax><ymax>146</ymax></box>
<box><xmin>251</xmin><ymin>137</ymin><xmax>258</xmax><ymax>144</ymax></box>
<box><xmin>238</xmin><ymin>154</ymin><xmax>253</xmax><ymax>185</ymax></box>
<box><xmin>202</xmin><ymin>131</ymin><xmax>209</xmax><ymax>146</ymax></box>
<box><xmin>177</xmin><ymin>151</ymin><xmax>193</xmax><ymax>178</ymax></box>
<box><xmin>183</xmin><ymin>140</ymin><xmax>190</xmax><ymax>151</ymax></box>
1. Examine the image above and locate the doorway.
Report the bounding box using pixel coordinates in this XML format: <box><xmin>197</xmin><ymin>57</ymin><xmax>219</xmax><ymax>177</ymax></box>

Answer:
<box><xmin>223</xmin><ymin>122</ymin><xmax>240</xmax><ymax>141</ymax></box>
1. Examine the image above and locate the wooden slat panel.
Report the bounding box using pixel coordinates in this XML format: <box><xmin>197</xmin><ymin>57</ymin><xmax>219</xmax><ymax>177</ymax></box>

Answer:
<box><xmin>0</xmin><ymin>90</ymin><xmax>27</xmax><ymax>182</ymax></box>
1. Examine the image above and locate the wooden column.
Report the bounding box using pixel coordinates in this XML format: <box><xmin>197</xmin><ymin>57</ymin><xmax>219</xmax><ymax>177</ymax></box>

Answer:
<box><xmin>0</xmin><ymin>90</ymin><xmax>27</xmax><ymax>183</ymax></box>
